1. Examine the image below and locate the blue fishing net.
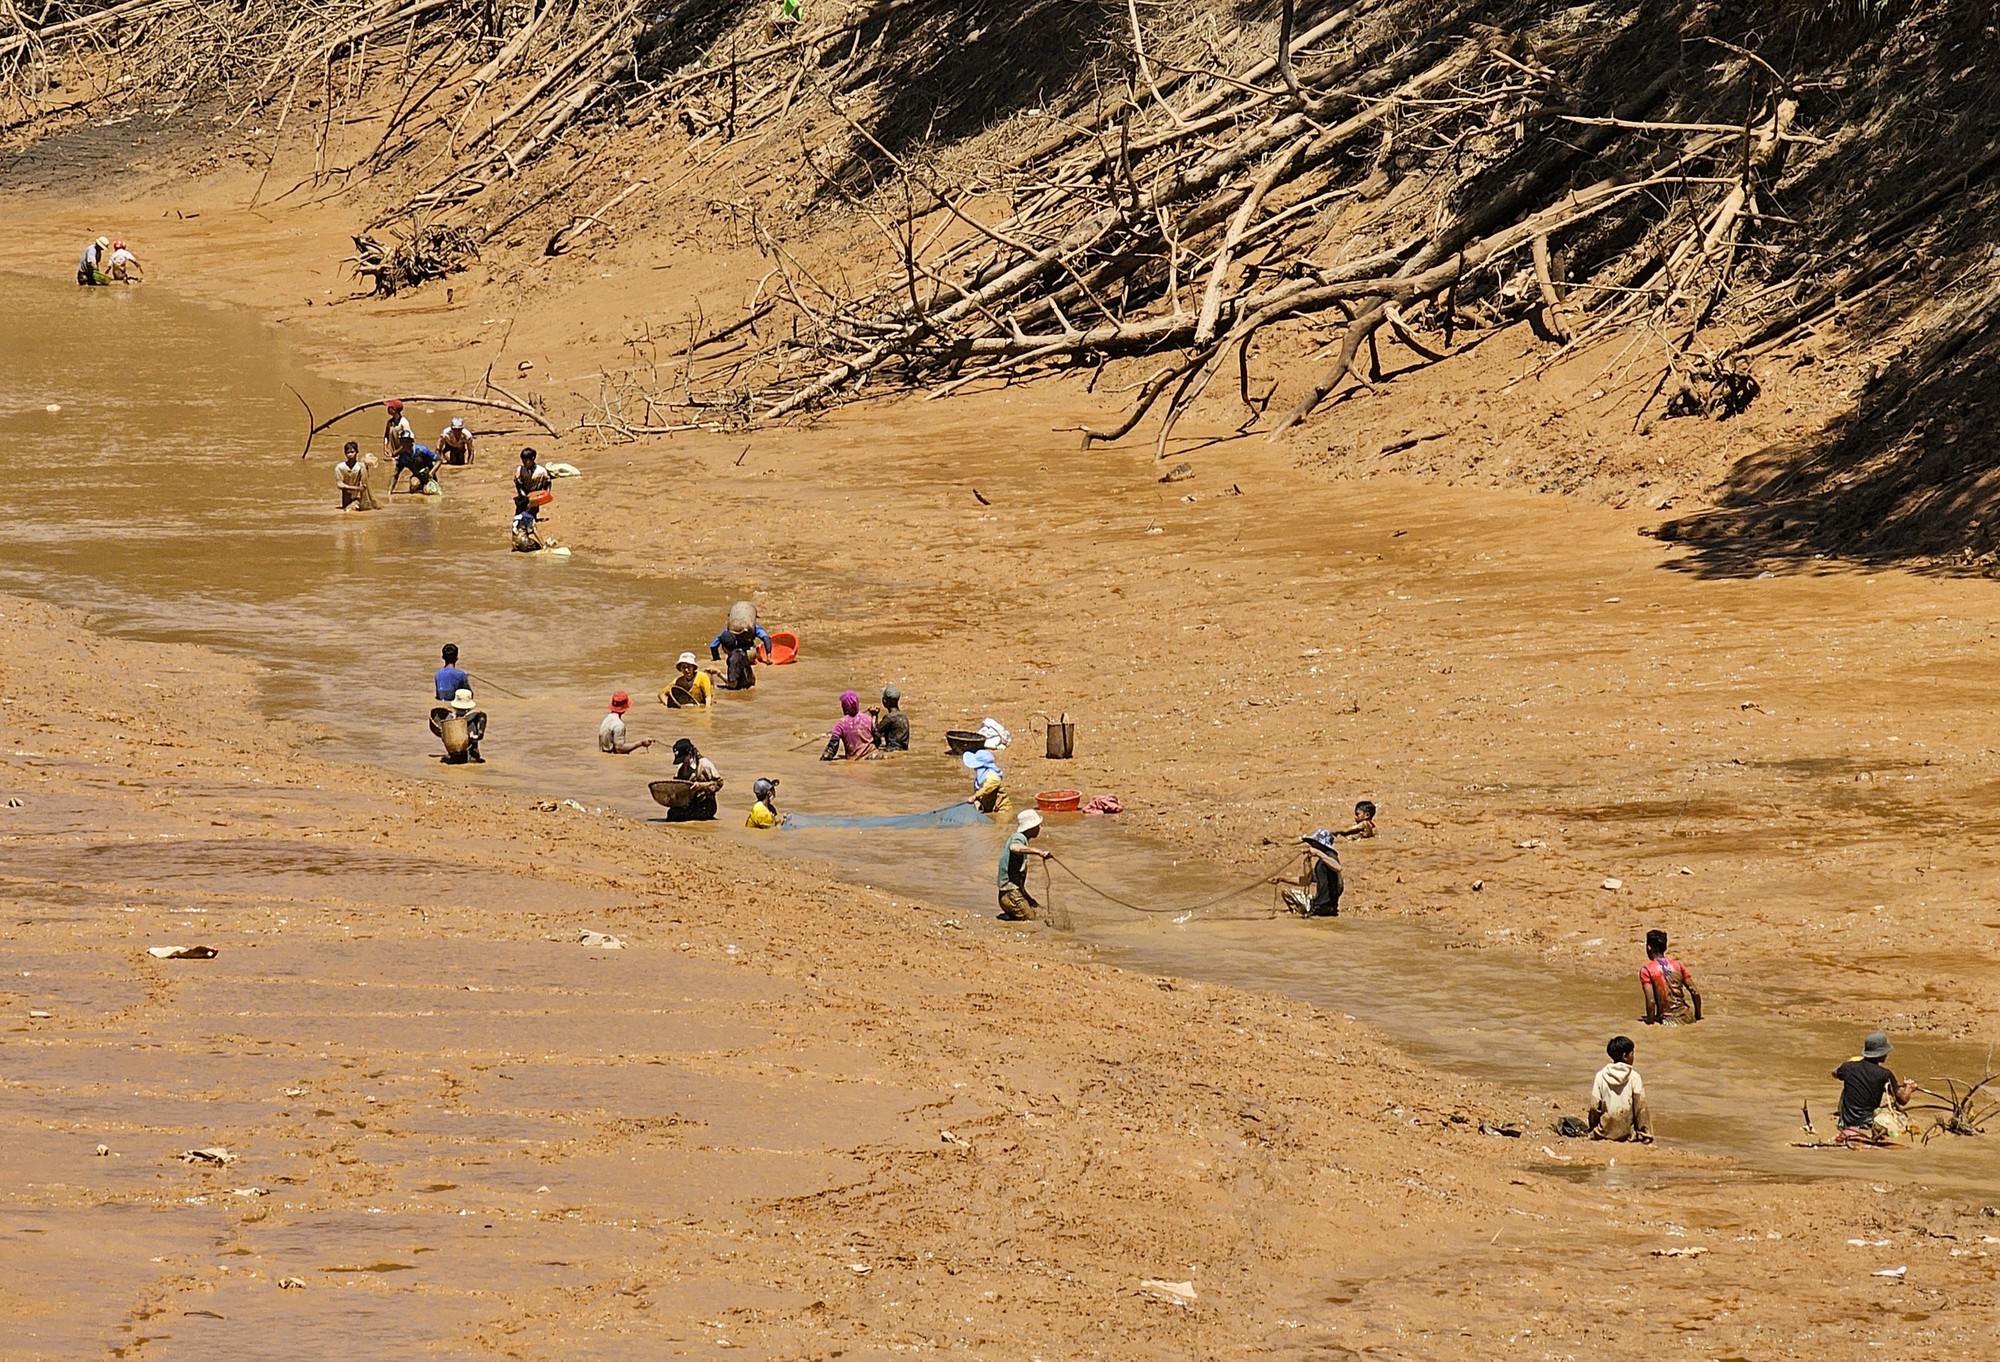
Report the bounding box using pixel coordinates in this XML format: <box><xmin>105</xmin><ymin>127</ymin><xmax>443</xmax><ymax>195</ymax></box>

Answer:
<box><xmin>783</xmin><ymin>802</ymin><xmax>989</xmax><ymax>831</ymax></box>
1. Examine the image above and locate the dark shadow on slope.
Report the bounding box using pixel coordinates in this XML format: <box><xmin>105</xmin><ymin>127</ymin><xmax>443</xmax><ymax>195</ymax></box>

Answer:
<box><xmin>1655</xmin><ymin>308</ymin><xmax>2000</xmax><ymax>579</ymax></box>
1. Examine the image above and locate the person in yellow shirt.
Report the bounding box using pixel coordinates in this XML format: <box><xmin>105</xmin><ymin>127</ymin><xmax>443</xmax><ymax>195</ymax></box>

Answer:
<box><xmin>746</xmin><ymin>776</ymin><xmax>785</xmax><ymax>828</ymax></box>
<box><xmin>962</xmin><ymin>749</ymin><xmax>1009</xmax><ymax>816</ymax></box>
<box><xmin>663</xmin><ymin>652</ymin><xmax>716</xmax><ymax>708</ymax></box>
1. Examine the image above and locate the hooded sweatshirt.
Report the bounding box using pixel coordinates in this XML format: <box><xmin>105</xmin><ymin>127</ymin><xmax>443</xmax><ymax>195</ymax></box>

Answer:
<box><xmin>1590</xmin><ymin>1061</ymin><xmax>1649</xmax><ymax>1141</ymax></box>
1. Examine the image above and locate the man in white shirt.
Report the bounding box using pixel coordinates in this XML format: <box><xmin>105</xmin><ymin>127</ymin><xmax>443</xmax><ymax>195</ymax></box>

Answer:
<box><xmin>439</xmin><ymin>417</ymin><xmax>474</xmax><ymax>465</ymax></box>
<box><xmin>597</xmin><ymin>692</ymin><xmax>651</xmax><ymax>754</ymax></box>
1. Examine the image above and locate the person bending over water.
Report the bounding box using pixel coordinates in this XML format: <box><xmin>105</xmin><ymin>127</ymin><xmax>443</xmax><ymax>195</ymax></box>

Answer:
<box><xmin>438</xmin><ymin>417</ymin><xmax>474</xmax><ymax>465</ymax></box>
<box><xmin>710</xmin><ymin>601</ymin><xmax>770</xmax><ymax>691</ymax></box>
<box><xmin>962</xmin><ymin>749</ymin><xmax>1007</xmax><ymax>815</ymax></box>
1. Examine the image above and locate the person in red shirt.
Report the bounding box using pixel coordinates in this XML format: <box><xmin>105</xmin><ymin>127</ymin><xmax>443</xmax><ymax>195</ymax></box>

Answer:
<box><xmin>1639</xmin><ymin>929</ymin><xmax>1702</xmax><ymax>1025</ymax></box>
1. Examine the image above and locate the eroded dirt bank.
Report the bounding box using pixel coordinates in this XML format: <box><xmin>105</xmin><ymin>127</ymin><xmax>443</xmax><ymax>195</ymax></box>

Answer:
<box><xmin>6</xmin><ymin>594</ymin><xmax>1999</xmax><ymax>1360</ymax></box>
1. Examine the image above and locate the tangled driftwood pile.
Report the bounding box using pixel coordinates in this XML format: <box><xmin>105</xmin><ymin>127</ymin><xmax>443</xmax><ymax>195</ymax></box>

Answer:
<box><xmin>10</xmin><ymin>0</ymin><xmax>1999</xmax><ymax>461</ymax></box>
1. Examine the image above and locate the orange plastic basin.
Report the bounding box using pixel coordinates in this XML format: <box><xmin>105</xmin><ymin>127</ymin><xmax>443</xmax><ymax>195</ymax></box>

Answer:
<box><xmin>1035</xmin><ymin>789</ymin><xmax>1082</xmax><ymax>812</ymax></box>
<box><xmin>768</xmin><ymin>630</ymin><xmax>799</xmax><ymax>665</ymax></box>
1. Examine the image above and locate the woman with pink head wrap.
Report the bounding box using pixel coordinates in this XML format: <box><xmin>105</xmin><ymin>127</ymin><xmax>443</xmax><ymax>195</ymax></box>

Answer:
<box><xmin>821</xmin><ymin>689</ymin><xmax>877</xmax><ymax>759</ymax></box>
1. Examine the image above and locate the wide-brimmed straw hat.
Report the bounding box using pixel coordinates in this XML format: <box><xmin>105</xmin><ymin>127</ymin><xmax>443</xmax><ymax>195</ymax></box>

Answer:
<box><xmin>609</xmin><ymin>691</ymin><xmax>631</xmax><ymax>713</ymax></box>
<box><xmin>1016</xmin><ymin>809</ymin><xmax>1043</xmax><ymax>832</ymax></box>
<box><xmin>95</xmin><ymin>235</ymin><xmax>110</xmax><ymax>248</ymax></box>
<box><xmin>448</xmin><ymin>688</ymin><xmax>477</xmax><ymax>712</ymax></box>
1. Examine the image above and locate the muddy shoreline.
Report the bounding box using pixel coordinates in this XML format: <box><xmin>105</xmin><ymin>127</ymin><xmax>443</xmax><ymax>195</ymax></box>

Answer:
<box><xmin>7</xmin><ymin>592</ymin><xmax>1998</xmax><ymax>1358</ymax></box>
<box><xmin>7</xmin><ymin>172</ymin><xmax>2000</xmax><ymax>1356</ymax></box>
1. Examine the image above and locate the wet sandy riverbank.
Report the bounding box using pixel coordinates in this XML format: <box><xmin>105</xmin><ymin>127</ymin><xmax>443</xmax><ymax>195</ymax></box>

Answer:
<box><xmin>6</xmin><ymin>184</ymin><xmax>2000</xmax><ymax>1357</ymax></box>
<box><xmin>7</xmin><ymin>593</ymin><xmax>2000</xmax><ymax>1359</ymax></box>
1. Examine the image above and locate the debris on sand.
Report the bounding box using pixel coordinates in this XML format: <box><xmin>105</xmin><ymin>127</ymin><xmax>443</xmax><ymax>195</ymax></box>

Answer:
<box><xmin>147</xmin><ymin>945</ymin><xmax>218</xmax><ymax>959</ymax></box>
<box><xmin>1140</xmin><ymin>1279</ymin><xmax>1197</xmax><ymax>1307</ymax></box>
<box><xmin>179</xmin><ymin>1147</ymin><xmax>236</xmax><ymax>1166</ymax></box>
<box><xmin>578</xmin><ymin>930</ymin><xmax>626</xmax><ymax>950</ymax></box>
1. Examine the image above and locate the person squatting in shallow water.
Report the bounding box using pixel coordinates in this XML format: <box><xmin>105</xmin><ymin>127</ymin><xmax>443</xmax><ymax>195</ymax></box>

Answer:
<box><xmin>438</xmin><ymin>417</ymin><xmax>474</xmax><ymax>465</ymax></box>
<box><xmin>511</xmin><ymin>510</ymin><xmax>547</xmax><ymax>553</ymax></box>
<box><xmin>1270</xmin><ymin>801</ymin><xmax>1375</xmax><ymax>916</ymax></box>
<box><xmin>1832</xmin><ymin>1031</ymin><xmax>1917</xmax><ymax>1145</ymax></box>
<box><xmin>996</xmin><ymin>809</ymin><xmax>1052</xmax><ymax>920</ymax></box>
<box><xmin>1640</xmin><ymin>929</ymin><xmax>1703</xmax><ymax>1025</ymax></box>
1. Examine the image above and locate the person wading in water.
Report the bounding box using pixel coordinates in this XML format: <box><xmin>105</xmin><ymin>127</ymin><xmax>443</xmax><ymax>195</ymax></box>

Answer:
<box><xmin>997</xmin><ymin>809</ymin><xmax>1052</xmax><ymax>920</ymax></box>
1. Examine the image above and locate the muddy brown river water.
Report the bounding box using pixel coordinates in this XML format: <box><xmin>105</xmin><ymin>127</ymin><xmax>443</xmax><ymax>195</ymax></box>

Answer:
<box><xmin>6</xmin><ymin>272</ymin><xmax>1998</xmax><ymax>1200</ymax></box>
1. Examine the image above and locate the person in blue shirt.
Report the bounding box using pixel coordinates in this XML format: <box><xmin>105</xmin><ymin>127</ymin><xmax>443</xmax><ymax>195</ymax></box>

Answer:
<box><xmin>434</xmin><ymin>643</ymin><xmax>471</xmax><ymax>701</ymax></box>
<box><xmin>708</xmin><ymin>601</ymin><xmax>771</xmax><ymax>690</ymax></box>
<box><xmin>391</xmin><ymin>442</ymin><xmax>440</xmax><ymax>493</ymax></box>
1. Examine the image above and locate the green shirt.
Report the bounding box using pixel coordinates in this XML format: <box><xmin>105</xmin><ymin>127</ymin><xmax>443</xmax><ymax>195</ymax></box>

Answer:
<box><xmin>997</xmin><ymin>832</ymin><xmax>1030</xmax><ymax>889</ymax></box>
